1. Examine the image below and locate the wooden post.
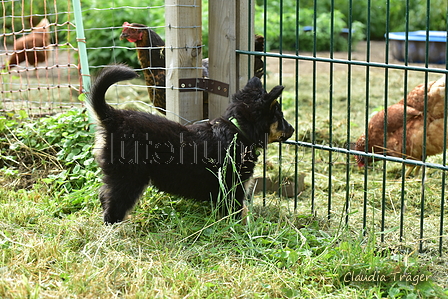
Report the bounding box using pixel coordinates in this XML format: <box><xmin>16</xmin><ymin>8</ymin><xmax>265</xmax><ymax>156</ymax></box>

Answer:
<box><xmin>208</xmin><ymin>0</ymin><xmax>254</xmax><ymax>119</ymax></box>
<box><xmin>165</xmin><ymin>0</ymin><xmax>203</xmax><ymax>124</ymax></box>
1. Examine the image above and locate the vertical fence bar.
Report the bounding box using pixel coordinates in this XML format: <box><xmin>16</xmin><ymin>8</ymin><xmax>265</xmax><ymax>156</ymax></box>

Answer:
<box><xmin>247</xmin><ymin>1</ymin><xmax>252</xmax><ymax>82</ymax></box>
<box><xmin>311</xmin><ymin>0</ymin><xmax>317</xmax><ymax>216</ymax></box>
<box><xmin>399</xmin><ymin>0</ymin><xmax>410</xmax><ymax>246</ymax></box>
<box><xmin>383</xmin><ymin>0</ymin><xmax>391</xmax><ymax>243</ymax></box>
<box><xmin>344</xmin><ymin>0</ymin><xmax>353</xmax><ymax>225</ymax></box>
<box><xmin>362</xmin><ymin>0</ymin><xmax>372</xmax><ymax>236</ymax></box>
<box><xmin>328</xmin><ymin>0</ymin><xmax>334</xmax><ymax>222</ymax></box>
<box><xmin>294</xmin><ymin>0</ymin><xmax>299</xmax><ymax>210</ymax></box>
<box><xmin>440</xmin><ymin>73</ymin><xmax>448</xmax><ymax>255</ymax></box>
<box><xmin>262</xmin><ymin>0</ymin><xmax>267</xmax><ymax>206</ymax></box>
<box><xmin>72</xmin><ymin>0</ymin><xmax>90</xmax><ymax>93</ymax></box>
<box><xmin>440</xmin><ymin>15</ymin><xmax>448</xmax><ymax>256</ymax></box>
<box><xmin>277</xmin><ymin>0</ymin><xmax>284</xmax><ymax>198</ymax></box>
<box><xmin>418</xmin><ymin>0</ymin><xmax>432</xmax><ymax>253</ymax></box>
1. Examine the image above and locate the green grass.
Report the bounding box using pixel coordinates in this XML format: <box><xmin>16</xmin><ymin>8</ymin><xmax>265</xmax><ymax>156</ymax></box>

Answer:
<box><xmin>1</xmin><ymin>68</ymin><xmax>448</xmax><ymax>297</ymax></box>
<box><xmin>0</xmin><ymin>185</ymin><xmax>445</xmax><ymax>298</ymax></box>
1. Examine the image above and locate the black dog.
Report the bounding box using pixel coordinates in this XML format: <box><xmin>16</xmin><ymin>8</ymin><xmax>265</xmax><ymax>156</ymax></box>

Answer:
<box><xmin>89</xmin><ymin>65</ymin><xmax>294</xmax><ymax>224</ymax></box>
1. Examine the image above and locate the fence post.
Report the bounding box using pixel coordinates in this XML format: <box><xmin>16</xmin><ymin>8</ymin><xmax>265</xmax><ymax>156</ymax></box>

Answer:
<box><xmin>72</xmin><ymin>0</ymin><xmax>91</xmax><ymax>93</ymax></box>
<box><xmin>165</xmin><ymin>0</ymin><xmax>203</xmax><ymax>124</ymax></box>
<box><xmin>208</xmin><ymin>0</ymin><xmax>254</xmax><ymax>119</ymax></box>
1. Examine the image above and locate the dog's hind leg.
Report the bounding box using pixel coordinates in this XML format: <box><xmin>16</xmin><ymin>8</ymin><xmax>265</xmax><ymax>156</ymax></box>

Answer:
<box><xmin>219</xmin><ymin>183</ymin><xmax>246</xmax><ymax>220</ymax></box>
<box><xmin>99</xmin><ymin>175</ymin><xmax>149</xmax><ymax>224</ymax></box>
<box><xmin>235</xmin><ymin>185</ymin><xmax>247</xmax><ymax>219</ymax></box>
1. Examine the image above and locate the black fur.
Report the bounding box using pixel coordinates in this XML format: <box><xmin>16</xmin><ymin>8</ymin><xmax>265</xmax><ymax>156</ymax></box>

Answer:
<box><xmin>89</xmin><ymin>65</ymin><xmax>294</xmax><ymax>224</ymax></box>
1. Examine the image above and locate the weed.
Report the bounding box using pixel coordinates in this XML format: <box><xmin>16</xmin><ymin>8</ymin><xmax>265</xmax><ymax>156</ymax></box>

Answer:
<box><xmin>0</xmin><ymin>108</ymin><xmax>99</xmax><ymax>193</ymax></box>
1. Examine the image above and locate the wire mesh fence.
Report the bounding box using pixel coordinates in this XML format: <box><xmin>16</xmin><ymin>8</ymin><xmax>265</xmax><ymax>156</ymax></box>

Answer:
<box><xmin>0</xmin><ymin>0</ymin><xmax>81</xmax><ymax>116</ymax></box>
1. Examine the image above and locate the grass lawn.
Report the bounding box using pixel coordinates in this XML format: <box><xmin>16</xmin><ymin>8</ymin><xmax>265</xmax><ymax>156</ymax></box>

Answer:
<box><xmin>0</xmin><ymin>184</ymin><xmax>446</xmax><ymax>298</ymax></box>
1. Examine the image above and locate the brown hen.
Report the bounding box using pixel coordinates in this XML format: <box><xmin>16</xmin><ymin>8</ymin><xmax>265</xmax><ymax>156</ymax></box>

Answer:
<box><xmin>3</xmin><ymin>18</ymin><xmax>51</xmax><ymax>70</ymax></box>
<box><xmin>120</xmin><ymin>22</ymin><xmax>167</xmax><ymax>113</ymax></box>
<box><xmin>355</xmin><ymin>76</ymin><xmax>446</xmax><ymax>177</ymax></box>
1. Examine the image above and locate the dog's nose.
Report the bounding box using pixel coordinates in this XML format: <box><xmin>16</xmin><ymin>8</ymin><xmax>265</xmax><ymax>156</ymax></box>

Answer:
<box><xmin>279</xmin><ymin>122</ymin><xmax>294</xmax><ymax>142</ymax></box>
<box><xmin>285</xmin><ymin>123</ymin><xmax>294</xmax><ymax>139</ymax></box>
<box><xmin>288</xmin><ymin>125</ymin><xmax>294</xmax><ymax>136</ymax></box>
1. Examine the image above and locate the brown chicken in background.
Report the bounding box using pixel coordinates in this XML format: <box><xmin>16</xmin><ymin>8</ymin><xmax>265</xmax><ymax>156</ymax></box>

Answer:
<box><xmin>2</xmin><ymin>18</ymin><xmax>51</xmax><ymax>70</ymax></box>
<box><xmin>120</xmin><ymin>22</ymin><xmax>167</xmax><ymax>113</ymax></box>
<box><xmin>120</xmin><ymin>22</ymin><xmax>265</xmax><ymax>116</ymax></box>
<box><xmin>355</xmin><ymin>76</ymin><xmax>447</xmax><ymax>177</ymax></box>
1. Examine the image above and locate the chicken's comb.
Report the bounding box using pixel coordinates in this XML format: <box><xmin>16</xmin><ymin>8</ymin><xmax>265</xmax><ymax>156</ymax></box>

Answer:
<box><xmin>123</xmin><ymin>22</ymin><xmax>132</xmax><ymax>28</ymax></box>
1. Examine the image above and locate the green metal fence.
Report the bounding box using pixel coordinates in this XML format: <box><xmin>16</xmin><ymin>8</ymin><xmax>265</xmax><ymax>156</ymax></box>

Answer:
<box><xmin>237</xmin><ymin>0</ymin><xmax>448</xmax><ymax>255</ymax></box>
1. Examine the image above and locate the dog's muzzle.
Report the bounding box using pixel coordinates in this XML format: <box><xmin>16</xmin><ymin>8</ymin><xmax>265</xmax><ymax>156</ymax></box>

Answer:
<box><xmin>279</xmin><ymin>119</ymin><xmax>294</xmax><ymax>142</ymax></box>
<box><xmin>279</xmin><ymin>121</ymin><xmax>294</xmax><ymax>142</ymax></box>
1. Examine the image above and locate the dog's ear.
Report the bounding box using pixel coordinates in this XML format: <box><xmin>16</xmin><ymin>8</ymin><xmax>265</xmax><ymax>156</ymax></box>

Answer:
<box><xmin>268</xmin><ymin>85</ymin><xmax>284</xmax><ymax>99</ymax></box>
<box><xmin>267</xmin><ymin>85</ymin><xmax>284</xmax><ymax>109</ymax></box>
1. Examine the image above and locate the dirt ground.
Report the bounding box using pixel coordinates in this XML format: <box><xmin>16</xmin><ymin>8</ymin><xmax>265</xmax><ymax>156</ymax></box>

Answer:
<box><xmin>266</xmin><ymin>40</ymin><xmax>447</xmax><ymax>77</ymax></box>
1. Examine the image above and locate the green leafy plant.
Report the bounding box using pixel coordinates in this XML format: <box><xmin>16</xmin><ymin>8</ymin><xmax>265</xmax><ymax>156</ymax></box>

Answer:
<box><xmin>0</xmin><ymin>108</ymin><xmax>99</xmax><ymax>192</ymax></box>
<box><xmin>255</xmin><ymin>5</ymin><xmax>365</xmax><ymax>52</ymax></box>
<box><xmin>313</xmin><ymin>0</ymin><xmax>447</xmax><ymax>39</ymax></box>
<box><xmin>78</xmin><ymin>0</ymin><xmax>166</xmax><ymax>68</ymax></box>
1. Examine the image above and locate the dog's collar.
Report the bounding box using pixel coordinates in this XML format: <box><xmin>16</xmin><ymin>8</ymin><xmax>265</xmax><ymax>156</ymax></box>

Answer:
<box><xmin>229</xmin><ymin>117</ymin><xmax>247</xmax><ymax>138</ymax></box>
<box><xmin>228</xmin><ymin>117</ymin><xmax>262</xmax><ymax>156</ymax></box>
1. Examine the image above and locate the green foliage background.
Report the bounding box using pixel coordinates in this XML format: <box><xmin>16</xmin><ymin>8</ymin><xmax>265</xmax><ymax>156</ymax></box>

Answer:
<box><xmin>4</xmin><ymin>0</ymin><xmax>445</xmax><ymax>67</ymax></box>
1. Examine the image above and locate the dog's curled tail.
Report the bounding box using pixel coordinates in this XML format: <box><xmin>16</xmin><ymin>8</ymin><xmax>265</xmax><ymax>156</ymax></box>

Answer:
<box><xmin>88</xmin><ymin>64</ymin><xmax>138</xmax><ymax>120</ymax></box>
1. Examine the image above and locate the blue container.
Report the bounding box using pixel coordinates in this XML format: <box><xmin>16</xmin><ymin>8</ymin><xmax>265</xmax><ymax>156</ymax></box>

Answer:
<box><xmin>387</xmin><ymin>31</ymin><xmax>447</xmax><ymax>64</ymax></box>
